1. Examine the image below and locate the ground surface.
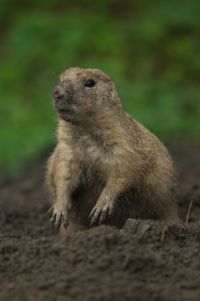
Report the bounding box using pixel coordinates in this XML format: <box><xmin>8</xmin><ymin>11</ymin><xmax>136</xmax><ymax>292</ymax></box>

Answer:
<box><xmin>0</xmin><ymin>141</ymin><xmax>200</xmax><ymax>301</ymax></box>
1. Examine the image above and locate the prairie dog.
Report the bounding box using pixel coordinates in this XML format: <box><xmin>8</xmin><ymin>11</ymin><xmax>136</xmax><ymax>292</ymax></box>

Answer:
<box><xmin>47</xmin><ymin>67</ymin><xmax>180</xmax><ymax>234</ymax></box>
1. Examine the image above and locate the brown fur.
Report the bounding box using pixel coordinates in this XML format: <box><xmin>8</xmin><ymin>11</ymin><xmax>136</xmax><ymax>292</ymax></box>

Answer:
<box><xmin>46</xmin><ymin>67</ymin><xmax>180</xmax><ymax>235</ymax></box>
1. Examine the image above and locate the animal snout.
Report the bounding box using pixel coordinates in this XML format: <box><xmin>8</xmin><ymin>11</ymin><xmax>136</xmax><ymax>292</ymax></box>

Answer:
<box><xmin>53</xmin><ymin>86</ymin><xmax>65</xmax><ymax>100</ymax></box>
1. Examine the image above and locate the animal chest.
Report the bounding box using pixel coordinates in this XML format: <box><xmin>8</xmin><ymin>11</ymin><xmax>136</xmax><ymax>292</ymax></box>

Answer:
<box><xmin>71</xmin><ymin>135</ymin><xmax>112</xmax><ymax>185</ymax></box>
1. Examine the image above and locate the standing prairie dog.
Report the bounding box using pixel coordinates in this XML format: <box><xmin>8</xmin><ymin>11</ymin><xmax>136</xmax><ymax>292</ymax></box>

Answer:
<box><xmin>47</xmin><ymin>67</ymin><xmax>180</xmax><ymax>234</ymax></box>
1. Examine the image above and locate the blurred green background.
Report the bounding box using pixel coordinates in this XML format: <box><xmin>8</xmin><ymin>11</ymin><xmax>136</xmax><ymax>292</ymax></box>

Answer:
<box><xmin>0</xmin><ymin>0</ymin><xmax>200</xmax><ymax>178</ymax></box>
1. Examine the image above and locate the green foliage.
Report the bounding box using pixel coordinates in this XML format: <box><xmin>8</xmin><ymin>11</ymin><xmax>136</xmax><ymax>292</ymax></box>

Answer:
<box><xmin>0</xmin><ymin>0</ymin><xmax>200</xmax><ymax>177</ymax></box>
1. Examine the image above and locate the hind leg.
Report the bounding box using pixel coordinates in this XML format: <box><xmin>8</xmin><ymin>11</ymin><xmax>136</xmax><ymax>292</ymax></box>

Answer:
<box><xmin>144</xmin><ymin>164</ymin><xmax>181</xmax><ymax>224</ymax></box>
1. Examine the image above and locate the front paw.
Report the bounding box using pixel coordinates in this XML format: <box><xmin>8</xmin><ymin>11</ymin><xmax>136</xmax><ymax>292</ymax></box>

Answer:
<box><xmin>89</xmin><ymin>199</ymin><xmax>114</xmax><ymax>226</ymax></box>
<box><xmin>48</xmin><ymin>203</ymin><xmax>68</xmax><ymax>230</ymax></box>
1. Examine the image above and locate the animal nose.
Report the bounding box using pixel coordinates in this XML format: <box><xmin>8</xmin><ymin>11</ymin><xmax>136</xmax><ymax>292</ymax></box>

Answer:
<box><xmin>53</xmin><ymin>87</ymin><xmax>64</xmax><ymax>100</ymax></box>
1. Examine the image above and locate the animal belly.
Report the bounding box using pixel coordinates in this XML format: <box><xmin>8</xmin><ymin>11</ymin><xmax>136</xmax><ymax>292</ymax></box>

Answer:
<box><xmin>69</xmin><ymin>170</ymin><xmax>105</xmax><ymax>226</ymax></box>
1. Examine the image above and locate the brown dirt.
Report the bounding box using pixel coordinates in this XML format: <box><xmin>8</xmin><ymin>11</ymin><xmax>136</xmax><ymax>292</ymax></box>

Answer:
<box><xmin>0</xmin><ymin>140</ymin><xmax>200</xmax><ymax>301</ymax></box>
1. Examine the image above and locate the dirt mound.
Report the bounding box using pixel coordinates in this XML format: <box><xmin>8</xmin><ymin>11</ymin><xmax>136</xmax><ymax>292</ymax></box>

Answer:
<box><xmin>0</xmin><ymin>141</ymin><xmax>200</xmax><ymax>301</ymax></box>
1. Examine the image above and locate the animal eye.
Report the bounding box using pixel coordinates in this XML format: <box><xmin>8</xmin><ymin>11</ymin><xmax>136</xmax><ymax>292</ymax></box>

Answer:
<box><xmin>84</xmin><ymin>79</ymin><xmax>96</xmax><ymax>88</ymax></box>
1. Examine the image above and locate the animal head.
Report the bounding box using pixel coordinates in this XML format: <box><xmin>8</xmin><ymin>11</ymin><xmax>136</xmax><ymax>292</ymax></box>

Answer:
<box><xmin>53</xmin><ymin>67</ymin><xmax>120</xmax><ymax>124</ymax></box>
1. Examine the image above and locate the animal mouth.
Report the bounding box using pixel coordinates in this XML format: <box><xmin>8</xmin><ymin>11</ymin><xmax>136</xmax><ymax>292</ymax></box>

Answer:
<box><xmin>58</xmin><ymin>108</ymin><xmax>68</xmax><ymax>114</ymax></box>
<box><xmin>58</xmin><ymin>108</ymin><xmax>74</xmax><ymax>115</ymax></box>
<box><xmin>57</xmin><ymin>108</ymin><xmax>77</xmax><ymax>123</ymax></box>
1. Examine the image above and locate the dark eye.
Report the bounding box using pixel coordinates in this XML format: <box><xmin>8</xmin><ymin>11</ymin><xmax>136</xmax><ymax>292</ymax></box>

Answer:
<box><xmin>84</xmin><ymin>79</ymin><xmax>96</xmax><ymax>88</ymax></box>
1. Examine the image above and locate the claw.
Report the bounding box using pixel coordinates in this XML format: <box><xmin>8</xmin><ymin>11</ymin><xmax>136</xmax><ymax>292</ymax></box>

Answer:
<box><xmin>48</xmin><ymin>204</ymin><xmax>68</xmax><ymax>230</ymax></box>
<box><xmin>99</xmin><ymin>206</ymin><xmax>109</xmax><ymax>224</ymax></box>
<box><xmin>89</xmin><ymin>202</ymin><xmax>114</xmax><ymax>226</ymax></box>
<box><xmin>89</xmin><ymin>207</ymin><xmax>96</xmax><ymax>220</ymax></box>
<box><xmin>90</xmin><ymin>209</ymin><xmax>101</xmax><ymax>226</ymax></box>
<box><xmin>50</xmin><ymin>213</ymin><xmax>56</xmax><ymax>225</ymax></box>
<box><xmin>48</xmin><ymin>206</ymin><xmax>54</xmax><ymax>218</ymax></box>
<box><xmin>56</xmin><ymin>213</ymin><xmax>63</xmax><ymax>228</ymax></box>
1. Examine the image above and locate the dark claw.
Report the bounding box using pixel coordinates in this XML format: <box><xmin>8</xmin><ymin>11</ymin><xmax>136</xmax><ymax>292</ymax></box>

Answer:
<box><xmin>49</xmin><ymin>211</ymin><xmax>62</xmax><ymax>230</ymax></box>
<box><xmin>56</xmin><ymin>213</ymin><xmax>63</xmax><ymax>229</ymax></box>
<box><xmin>50</xmin><ymin>213</ymin><xmax>56</xmax><ymax>226</ymax></box>
<box><xmin>48</xmin><ymin>207</ymin><xmax>54</xmax><ymax>218</ymax></box>
<box><xmin>51</xmin><ymin>214</ymin><xmax>59</xmax><ymax>230</ymax></box>
<box><xmin>51</xmin><ymin>215</ymin><xmax>57</xmax><ymax>232</ymax></box>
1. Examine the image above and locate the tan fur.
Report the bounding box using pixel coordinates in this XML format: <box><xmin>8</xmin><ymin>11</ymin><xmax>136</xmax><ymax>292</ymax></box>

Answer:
<box><xmin>46</xmin><ymin>67</ymin><xmax>180</xmax><ymax>234</ymax></box>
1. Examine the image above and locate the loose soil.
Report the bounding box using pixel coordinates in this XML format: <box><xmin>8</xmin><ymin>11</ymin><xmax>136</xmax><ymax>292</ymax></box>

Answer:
<box><xmin>0</xmin><ymin>140</ymin><xmax>200</xmax><ymax>301</ymax></box>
